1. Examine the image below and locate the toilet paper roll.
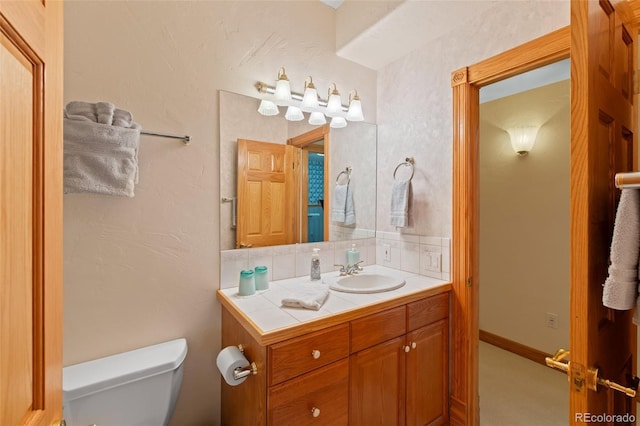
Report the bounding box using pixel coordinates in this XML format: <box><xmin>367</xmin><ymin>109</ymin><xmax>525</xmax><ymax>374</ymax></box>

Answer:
<box><xmin>216</xmin><ymin>346</ymin><xmax>250</xmax><ymax>386</ymax></box>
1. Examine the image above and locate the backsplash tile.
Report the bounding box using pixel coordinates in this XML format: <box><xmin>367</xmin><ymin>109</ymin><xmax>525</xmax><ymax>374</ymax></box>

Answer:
<box><xmin>219</xmin><ymin>234</ymin><xmax>450</xmax><ymax>289</ymax></box>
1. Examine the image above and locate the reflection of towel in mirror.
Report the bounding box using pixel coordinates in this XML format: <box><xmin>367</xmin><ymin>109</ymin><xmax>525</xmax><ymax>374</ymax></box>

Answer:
<box><xmin>390</xmin><ymin>180</ymin><xmax>410</xmax><ymax>227</ymax></box>
<box><xmin>63</xmin><ymin>101</ymin><xmax>141</xmax><ymax>197</ymax></box>
<box><xmin>331</xmin><ymin>183</ymin><xmax>356</xmax><ymax>225</ymax></box>
<box><xmin>603</xmin><ymin>189</ymin><xmax>640</xmax><ymax>313</ymax></box>
<box><xmin>281</xmin><ymin>287</ymin><xmax>329</xmax><ymax>310</ymax></box>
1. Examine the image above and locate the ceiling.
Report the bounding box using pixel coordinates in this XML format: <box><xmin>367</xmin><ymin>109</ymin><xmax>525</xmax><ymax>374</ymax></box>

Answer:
<box><xmin>334</xmin><ymin>0</ymin><xmax>502</xmax><ymax>70</ymax></box>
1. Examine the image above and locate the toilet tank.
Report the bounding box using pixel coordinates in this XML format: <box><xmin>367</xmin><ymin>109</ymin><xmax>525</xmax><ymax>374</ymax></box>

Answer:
<box><xmin>63</xmin><ymin>338</ymin><xmax>187</xmax><ymax>426</ymax></box>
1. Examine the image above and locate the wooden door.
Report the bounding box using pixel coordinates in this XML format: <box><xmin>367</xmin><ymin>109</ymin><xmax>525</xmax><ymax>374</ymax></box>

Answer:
<box><xmin>0</xmin><ymin>2</ymin><xmax>63</xmax><ymax>425</ymax></box>
<box><xmin>406</xmin><ymin>319</ymin><xmax>449</xmax><ymax>426</ymax></box>
<box><xmin>570</xmin><ymin>0</ymin><xmax>637</xmax><ymax>419</ymax></box>
<box><xmin>349</xmin><ymin>336</ymin><xmax>405</xmax><ymax>426</ymax></box>
<box><xmin>236</xmin><ymin>139</ymin><xmax>297</xmax><ymax>248</ymax></box>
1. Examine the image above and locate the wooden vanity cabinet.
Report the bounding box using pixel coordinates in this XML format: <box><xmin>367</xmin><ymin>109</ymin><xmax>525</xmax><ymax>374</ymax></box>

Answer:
<box><xmin>349</xmin><ymin>294</ymin><xmax>449</xmax><ymax>426</ymax></box>
<box><xmin>220</xmin><ymin>291</ymin><xmax>449</xmax><ymax>426</ymax></box>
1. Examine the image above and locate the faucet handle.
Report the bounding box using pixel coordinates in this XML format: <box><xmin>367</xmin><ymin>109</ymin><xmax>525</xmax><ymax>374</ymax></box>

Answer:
<box><xmin>334</xmin><ymin>264</ymin><xmax>347</xmax><ymax>275</ymax></box>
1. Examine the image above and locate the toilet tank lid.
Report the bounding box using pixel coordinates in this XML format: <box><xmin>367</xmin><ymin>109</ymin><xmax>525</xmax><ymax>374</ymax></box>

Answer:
<box><xmin>63</xmin><ymin>338</ymin><xmax>187</xmax><ymax>402</ymax></box>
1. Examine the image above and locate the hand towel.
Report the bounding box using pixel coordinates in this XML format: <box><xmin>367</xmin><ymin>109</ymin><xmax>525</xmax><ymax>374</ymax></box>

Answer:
<box><xmin>96</xmin><ymin>101</ymin><xmax>115</xmax><ymax>125</ymax></box>
<box><xmin>113</xmin><ymin>108</ymin><xmax>133</xmax><ymax>128</ymax></box>
<box><xmin>603</xmin><ymin>188</ymin><xmax>640</xmax><ymax>310</ymax></box>
<box><xmin>63</xmin><ymin>101</ymin><xmax>141</xmax><ymax>197</ymax></box>
<box><xmin>64</xmin><ymin>101</ymin><xmax>97</xmax><ymax>122</ymax></box>
<box><xmin>331</xmin><ymin>183</ymin><xmax>356</xmax><ymax>225</ymax></box>
<box><xmin>281</xmin><ymin>287</ymin><xmax>329</xmax><ymax>310</ymax></box>
<box><xmin>390</xmin><ymin>180</ymin><xmax>410</xmax><ymax>227</ymax></box>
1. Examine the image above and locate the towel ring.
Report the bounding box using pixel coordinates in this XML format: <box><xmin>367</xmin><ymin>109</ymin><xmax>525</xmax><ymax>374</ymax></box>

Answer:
<box><xmin>336</xmin><ymin>167</ymin><xmax>352</xmax><ymax>184</ymax></box>
<box><xmin>393</xmin><ymin>157</ymin><xmax>415</xmax><ymax>181</ymax></box>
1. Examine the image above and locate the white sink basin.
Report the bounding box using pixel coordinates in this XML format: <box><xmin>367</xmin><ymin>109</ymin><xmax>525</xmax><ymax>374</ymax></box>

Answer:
<box><xmin>328</xmin><ymin>273</ymin><xmax>406</xmax><ymax>294</ymax></box>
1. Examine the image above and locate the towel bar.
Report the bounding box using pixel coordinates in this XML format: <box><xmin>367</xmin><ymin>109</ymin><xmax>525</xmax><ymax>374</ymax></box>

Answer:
<box><xmin>393</xmin><ymin>157</ymin><xmax>415</xmax><ymax>181</ymax></box>
<box><xmin>615</xmin><ymin>171</ymin><xmax>640</xmax><ymax>189</ymax></box>
<box><xmin>336</xmin><ymin>167</ymin><xmax>352</xmax><ymax>184</ymax></box>
<box><xmin>141</xmin><ymin>130</ymin><xmax>191</xmax><ymax>145</ymax></box>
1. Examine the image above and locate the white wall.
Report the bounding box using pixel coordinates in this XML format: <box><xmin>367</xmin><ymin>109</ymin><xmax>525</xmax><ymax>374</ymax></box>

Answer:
<box><xmin>376</xmin><ymin>1</ymin><xmax>569</xmax><ymax>238</ymax></box>
<box><xmin>63</xmin><ymin>2</ymin><xmax>375</xmax><ymax>425</ymax></box>
<box><xmin>479</xmin><ymin>80</ymin><xmax>571</xmax><ymax>354</ymax></box>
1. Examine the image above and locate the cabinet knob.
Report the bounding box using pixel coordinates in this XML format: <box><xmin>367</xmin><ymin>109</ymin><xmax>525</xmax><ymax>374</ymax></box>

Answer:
<box><xmin>311</xmin><ymin>407</ymin><xmax>321</xmax><ymax>417</ymax></box>
<box><xmin>311</xmin><ymin>349</ymin><xmax>321</xmax><ymax>359</ymax></box>
<box><xmin>404</xmin><ymin>345</ymin><xmax>411</xmax><ymax>353</ymax></box>
<box><xmin>411</xmin><ymin>341</ymin><xmax>417</xmax><ymax>349</ymax></box>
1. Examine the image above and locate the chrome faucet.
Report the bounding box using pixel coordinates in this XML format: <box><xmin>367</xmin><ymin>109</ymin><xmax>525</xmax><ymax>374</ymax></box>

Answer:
<box><xmin>334</xmin><ymin>260</ymin><xmax>364</xmax><ymax>276</ymax></box>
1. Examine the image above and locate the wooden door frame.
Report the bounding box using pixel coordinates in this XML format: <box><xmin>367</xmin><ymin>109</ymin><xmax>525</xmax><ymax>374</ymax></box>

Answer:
<box><xmin>288</xmin><ymin>124</ymin><xmax>331</xmax><ymax>242</ymax></box>
<box><xmin>450</xmin><ymin>27</ymin><xmax>570</xmax><ymax>425</ymax></box>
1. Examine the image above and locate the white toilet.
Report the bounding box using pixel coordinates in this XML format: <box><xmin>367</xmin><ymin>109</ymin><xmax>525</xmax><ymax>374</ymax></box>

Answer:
<box><xmin>63</xmin><ymin>338</ymin><xmax>187</xmax><ymax>426</ymax></box>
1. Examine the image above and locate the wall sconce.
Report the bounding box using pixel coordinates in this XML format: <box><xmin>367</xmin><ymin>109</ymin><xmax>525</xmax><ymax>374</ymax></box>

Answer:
<box><xmin>255</xmin><ymin>68</ymin><xmax>364</xmax><ymax>128</ymax></box>
<box><xmin>507</xmin><ymin>126</ymin><xmax>539</xmax><ymax>156</ymax></box>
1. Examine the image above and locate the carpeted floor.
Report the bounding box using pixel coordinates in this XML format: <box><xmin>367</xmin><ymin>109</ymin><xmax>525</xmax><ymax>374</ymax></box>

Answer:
<box><xmin>479</xmin><ymin>341</ymin><xmax>569</xmax><ymax>425</ymax></box>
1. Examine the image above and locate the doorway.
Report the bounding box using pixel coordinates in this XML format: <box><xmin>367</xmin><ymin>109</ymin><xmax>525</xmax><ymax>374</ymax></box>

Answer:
<box><xmin>449</xmin><ymin>26</ymin><xmax>570</xmax><ymax>424</ymax></box>
<box><xmin>478</xmin><ymin>63</ymin><xmax>570</xmax><ymax>424</ymax></box>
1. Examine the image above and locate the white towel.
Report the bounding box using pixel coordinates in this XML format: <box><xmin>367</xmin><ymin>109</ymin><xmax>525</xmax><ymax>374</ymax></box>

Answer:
<box><xmin>390</xmin><ymin>180</ymin><xmax>410</xmax><ymax>227</ymax></box>
<box><xmin>63</xmin><ymin>101</ymin><xmax>141</xmax><ymax>197</ymax></box>
<box><xmin>603</xmin><ymin>189</ymin><xmax>640</xmax><ymax>310</ymax></box>
<box><xmin>281</xmin><ymin>287</ymin><xmax>329</xmax><ymax>310</ymax></box>
<box><xmin>331</xmin><ymin>183</ymin><xmax>356</xmax><ymax>225</ymax></box>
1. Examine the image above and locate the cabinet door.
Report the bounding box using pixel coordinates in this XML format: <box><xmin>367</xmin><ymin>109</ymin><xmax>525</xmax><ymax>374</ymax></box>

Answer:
<box><xmin>406</xmin><ymin>319</ymin><xmax>449</xmax><ymax>426</ymax></box>
<box><xmin>350</xmin><ymin>336</ymin><xmax>405</xmax><ymax>426</ymax></box>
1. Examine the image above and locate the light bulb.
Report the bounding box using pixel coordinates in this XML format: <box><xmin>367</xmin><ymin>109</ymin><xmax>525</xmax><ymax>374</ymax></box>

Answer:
<box><xmin>325</xmin><ymin>83</ymin><xmax>342</xmax><ymax>117</ymax></box>
<box><xmin>285</xmin><ymin>106</ymin><xmax>304</xmax><ymax>121</ymax></box>
<box><xmin>257</xmin><ymin>99</ymin><xmax>279</xmax><ymax>116</ymax></box>
<box><xmin>346</xmin><ymin>91</ymin><xmax>364</xmax><ymax>121</ymax></box>
<box><xmin>300</xmin><ymin>76</ymin><xmax>319</xmax><ymax>111</ymax></box>
<box><xmin>274</xmin><ymin>67</ymin><xmax>291</xmax><ymax>102</ymax></box>
<box><xmin>330</xmin><ymin>116</ymin><xmax>347</xmax><ymax>128</ymax></box>
<box><xmin>309</xmin><ymin>111</ymin><xmax>326</xmax><ymax>125</ymax></box>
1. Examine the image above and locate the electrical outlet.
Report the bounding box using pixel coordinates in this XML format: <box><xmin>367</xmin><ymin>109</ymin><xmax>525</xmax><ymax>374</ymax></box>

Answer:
<box><xmin>383</xmin><ymin>244</ymin><xmax>391</xmax><ymax>261</ymax></box>
<box><xmin>546</xmin><ymin>312</ymin><xmax>558</xmax><ymax>329</ymax></box>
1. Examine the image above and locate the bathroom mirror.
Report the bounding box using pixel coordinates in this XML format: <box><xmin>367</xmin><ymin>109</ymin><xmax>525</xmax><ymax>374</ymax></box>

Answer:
<box><xmin>220</xmin><ymin>90</ymin><xmax>377</xmax><ymax>250</ymax></box>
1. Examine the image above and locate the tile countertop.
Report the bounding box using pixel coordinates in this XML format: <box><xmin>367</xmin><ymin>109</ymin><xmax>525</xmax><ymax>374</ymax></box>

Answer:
<box><xmin>217</xmin><ymin>265</ymin><xmax>452</xmax><ymax>346</ymax></box>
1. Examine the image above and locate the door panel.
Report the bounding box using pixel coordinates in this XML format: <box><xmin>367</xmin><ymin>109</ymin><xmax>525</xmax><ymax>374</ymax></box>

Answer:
<box><xmin>570</xmin><ymin>0</ymin><xmax>636</xmax><ymax>419</ymax></box>
<box><xmin>0</xmin><ymin>1</ymin><xmax>63</xmax><ymax>425</ymax></box>
<box><xmin>0</xmin><ymin>30</ymin><xmax>35</xmax><ymax>426</ymax></box>
<box><xmin>236</xmin><ymin>139</ymin><xmax>296</xmax><ymax>248</ymax></box>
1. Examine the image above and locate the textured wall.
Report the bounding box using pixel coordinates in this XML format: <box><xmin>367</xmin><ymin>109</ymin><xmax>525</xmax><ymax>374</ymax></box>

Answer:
<box><xmin>376</xmin><ymin>1</ymin><xmax>569</xmax><ymax>238</ymax></box>
<box><xmin>478</xmin><ymin>80</ymin><xmax>570</xmax><ymax>354</ymax></box>
<box><xmin>63</xmin><ymin>2</ymin><xmax>375</xmax><ymax>425</ymax></box>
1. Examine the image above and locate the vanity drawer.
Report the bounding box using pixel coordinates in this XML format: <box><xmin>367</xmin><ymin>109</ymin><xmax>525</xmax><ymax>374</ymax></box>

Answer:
<box><xmin>407</xmin><ymin>293</ymin><xmax>449</xmax><ymax>331</ymax></box>
<box><xmin>268</xmin><ymin>358</ymin><xmax>349</xmax><ymax>426</ymax></box>
<box><xmin>269</xmin><ymin>323</ymin><xmax>349</xmax><ymax>386</ymax></box>
<box><xmin>350</xmin><ymin>306</ymin><xmax>406</xmax><ymax>353</ymax></box>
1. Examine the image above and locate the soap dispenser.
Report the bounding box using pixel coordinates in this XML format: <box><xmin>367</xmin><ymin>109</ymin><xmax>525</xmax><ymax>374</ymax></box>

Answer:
<box><xmin>310</xmin><ymin>248</ymin><xmax>321</xmax><ymax>280</ymax></box>
<box><xmin>347</xmin><ymin>243</ymin><xmax>360</xmax><ymax>265</ymax></box>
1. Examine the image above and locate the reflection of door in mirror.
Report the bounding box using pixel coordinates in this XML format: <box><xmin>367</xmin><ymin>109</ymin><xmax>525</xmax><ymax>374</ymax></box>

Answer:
<box><xmin>288</xmin><ymin>125</ymin><xmax>330</xmax><ymax>243</ymax></box>
<box><xmin>236</xmin><ymin>139</ymin><xmax>297</xmax><ymax>248</ymax></box>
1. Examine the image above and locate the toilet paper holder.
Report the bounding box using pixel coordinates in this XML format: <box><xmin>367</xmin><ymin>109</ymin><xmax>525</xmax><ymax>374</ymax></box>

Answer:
<box><xmin>233</xmin><ymin>344</ymin><xmax>258</xmax><ymax>381</ymax></box>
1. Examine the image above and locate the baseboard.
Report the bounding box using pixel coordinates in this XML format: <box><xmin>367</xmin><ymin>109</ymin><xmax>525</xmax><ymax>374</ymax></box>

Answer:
<box><xmin>479</xmin><ymin>329</ymin><xmax>553</xmax><ymax>368</ymax></box>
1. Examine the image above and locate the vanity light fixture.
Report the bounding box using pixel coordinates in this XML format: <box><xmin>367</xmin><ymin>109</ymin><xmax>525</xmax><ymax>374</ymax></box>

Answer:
<box><xmin>274</xmin><ymin>67</ymin><xmax>292</xmax><ymax>102</ymax></box>
<box><xmin>255</xmin><ymin>69</ymin><xmax>364</xmax><ymax>127</ymax></box>
<box><xmin>346</xmin><ymin>90</ymin><xmax>364</xmax><ymax>122</ymax></box>
<box><xmin>300</xmin><ymin>76</ymin><xmax>320</xmax><ymax>111</ymax></box>
<box><xmin>507</xmin><ymin>126</ymin><xmax>539</xmax><ymax>156</ymax></box>
<box><xmin>325</xmin><ymin>83</ymin><xmax>342</xmax><ymax>117</ymax></box>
